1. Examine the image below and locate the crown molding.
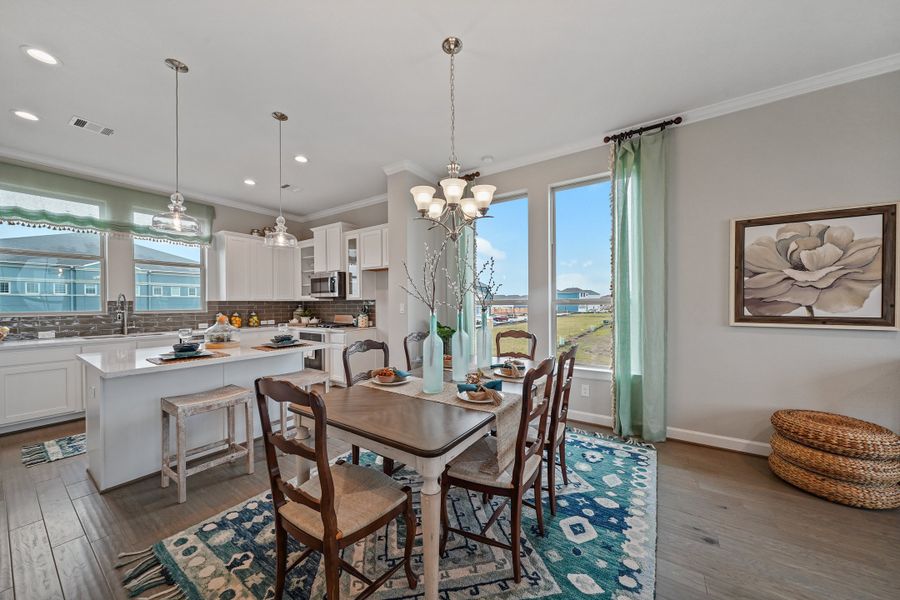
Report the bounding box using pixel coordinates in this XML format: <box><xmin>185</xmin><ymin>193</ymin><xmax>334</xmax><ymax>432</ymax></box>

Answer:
<box><xmin>0</xmin><ymin>146</ymin><xmax>307</xmax><ymax>222</ymax></box>
<box><xmin>381</xmin><ymin>160</ymin><xmax>437</xmax><ymax>183</ymax></box>
<box><xmin>294</xmin><ymin>192</ymin><xmax>388</xmax><ymax>223</ymax></box>
<box><xmin>479</xmin><ymin>53</ymin><xmax>900</xmax><ymax>178</ymax></box>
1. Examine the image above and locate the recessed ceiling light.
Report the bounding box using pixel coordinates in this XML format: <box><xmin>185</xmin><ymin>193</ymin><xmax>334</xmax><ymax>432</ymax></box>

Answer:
<box><xmin>293</xmin><ymin>155</ymin><xmax>308</xmax><ymax>164</ymax></box>
<box><xmin>12</xmin><ymin>110</ymin><xmax>39</xmax><ymax>121</ymax></box>
<box><xmin>22</xmin><ymin>46</ymin><xmax>60</xmax><ymax>65</ymax></box>
<box><xmin>481</xmin><ymin>155</ymin><xmax>494</xmax><ymax>164</ymax></box>
<box><xmin>243</xmin><ymin>179</ymin><xmax>256</xmax><ymax>186</ymax></box>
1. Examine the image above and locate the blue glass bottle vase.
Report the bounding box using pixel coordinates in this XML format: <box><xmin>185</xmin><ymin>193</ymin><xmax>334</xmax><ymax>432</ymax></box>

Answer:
<box><xmin>451</xmin><ymin>310</ymin><xmax>470</xmax><ymax>383</ymax></box>
<box><xmin>422</xmin><ymin>313</ymin><xmax>444</xmax><ymax>394</ymax></box>
<box><xmin>477</xmin><ymin>307</ymin><xmax>493</xmax><ymax>369</ymax></box>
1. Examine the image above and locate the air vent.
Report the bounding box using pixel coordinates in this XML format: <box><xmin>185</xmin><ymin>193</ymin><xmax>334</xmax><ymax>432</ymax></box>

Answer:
<box><xmin>68</xmin><ymin>115</ymin><xmax>114</xmax><ymax>136</ymax></box>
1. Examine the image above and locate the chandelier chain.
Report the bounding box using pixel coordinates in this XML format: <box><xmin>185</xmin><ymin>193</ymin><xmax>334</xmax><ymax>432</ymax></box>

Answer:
<box><xmin>449</xmin><ymin>51</ymin><xmax>457</xmax><ymax>168</ymax></box>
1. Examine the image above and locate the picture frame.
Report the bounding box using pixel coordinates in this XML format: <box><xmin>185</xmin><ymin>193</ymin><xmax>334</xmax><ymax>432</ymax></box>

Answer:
<box><xmin>730</xmin><ymin>203</ymin><xmax>897</xmax><ymax>330</ymax></box>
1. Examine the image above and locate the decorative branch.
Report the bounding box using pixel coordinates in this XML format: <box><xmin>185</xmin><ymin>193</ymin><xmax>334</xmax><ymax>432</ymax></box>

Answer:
<box><xmin>473</xmin><ymin>256</ymin><xmax>502</xmax><ymax>312</ymax></box>
<box><xmin>400</xmin><ymin>237</ymin><xmax>448</xmax><ymax>314</ymax></box>
<box><xmin>442</xmin><ymin>238</ymin><xmax>480</xmax><ymax>313</ymax></box>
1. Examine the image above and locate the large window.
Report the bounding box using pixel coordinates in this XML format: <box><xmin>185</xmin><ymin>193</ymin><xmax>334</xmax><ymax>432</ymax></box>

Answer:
<box><xmin>475</xmin><ymin>195</ymin><xmax>530</xmax><ymax>355</ymax></box>
<box><xmin>134</xmin><ymin>238</ymin><xmax>203</xmax><ymax>311</ymax></box>
<box><xmin>553</xmin><ymin>179</ymin><xmax>612</xmax><ymax>368</ymax></box>
<box><xmin>0</xmin><ymin>223</ymin><xmax>104</xmax><ymax>314</ymax></box>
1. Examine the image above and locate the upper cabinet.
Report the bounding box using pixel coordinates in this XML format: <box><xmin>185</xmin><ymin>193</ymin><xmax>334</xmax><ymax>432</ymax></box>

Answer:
<box><xmin>298</xmin><ymin>240</ymin><xmax>316</xmax><ymax>300</ymax></box>
<box><xmin>311</xmin><ymin>222</ymin><xmax>354</xmax><ymax>273</ymax></box>
<box><xmin>215</xmin><ymin>231</ymin><xmax>299</xmax><ymax>301</ymax></box>
<box><xmin>356</xmin><ymin>224</ymin><xmax>389</xmax><ymax>271</ymax></box>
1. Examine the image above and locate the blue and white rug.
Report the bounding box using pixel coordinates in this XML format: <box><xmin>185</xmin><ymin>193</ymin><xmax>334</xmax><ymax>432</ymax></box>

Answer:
<box><xmin>21</xmin><ymin>432</ymin><xmax>86</xmax><ymax>466</ymax></box>
<box><xmin>119</xmin><ymin>430</ymin><xmax>657</xmax><ymax>599</ymax></box>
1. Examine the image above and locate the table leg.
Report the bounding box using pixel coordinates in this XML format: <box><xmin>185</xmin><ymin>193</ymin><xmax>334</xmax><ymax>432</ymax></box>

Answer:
<box><xmin>419</xmin><ymin>462</ymin><xmax>443</xmax><ymax>600</ymax></box>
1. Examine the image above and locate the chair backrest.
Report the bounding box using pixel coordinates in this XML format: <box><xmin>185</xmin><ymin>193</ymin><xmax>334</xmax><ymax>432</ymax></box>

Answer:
<box><xmin>342</xmin><ymin>339</ymin><xmax>390</xmax><ymax>387</ymax></box>
<box><xmin>511</xmin><ymin>356</ymin><xmax>555</xmax><ymax>487</ymax></box>
<box><xmin>549</xmin><ymin>345</ymin><xmax>578</xmax><ymax>443</ymax></box>
<box><xmin>254</xmin><ymin>377</ymin><xmax>339</xmax><ymax>540</ymax></box>
<box><xmin>403</xmin><ymin>331</ymin><xmax>428</xmax><ymax>371</ymax></box>
<box><xmin>495</xmin><ymin>329</ymin><xmax>537</xmax><ymax>360</ymax></box>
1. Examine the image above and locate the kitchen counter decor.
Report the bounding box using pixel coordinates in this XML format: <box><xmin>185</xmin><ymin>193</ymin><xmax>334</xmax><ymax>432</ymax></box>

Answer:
<box><xmin>204</xmin><ymin>314</ymin><xmax>241</xmax><ymax>349</ymax></box>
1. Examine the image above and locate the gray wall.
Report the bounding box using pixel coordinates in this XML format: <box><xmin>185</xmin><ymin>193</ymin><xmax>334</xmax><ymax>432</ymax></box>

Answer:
<box><xmin>473</xmin><ymin>70</ymin><xmax>900</xmax><ymax>452</ymax></box>
<box><xmin>302</xmin><ymin>201</ymin><xmax>388</xmax><ymax>232</ymax></box>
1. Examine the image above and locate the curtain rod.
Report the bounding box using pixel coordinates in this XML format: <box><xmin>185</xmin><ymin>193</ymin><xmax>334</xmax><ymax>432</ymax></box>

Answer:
<box><xmin>603</xmin><ymin>116</ymin><xmax>683</xmax><ymax>144</ymax></box>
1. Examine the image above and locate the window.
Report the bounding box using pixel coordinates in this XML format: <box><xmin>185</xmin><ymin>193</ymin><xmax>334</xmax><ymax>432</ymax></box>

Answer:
<box><xmin>475</xmin><ymin>195</ymin><xmax>529</xmax><ymax>355</ymax></box>
<box><xmin>133</xmin><ymin>214</ymin><xmax>204</xmax><ymax>312</ymax></box>
<box><xmin>0</xmin><ymin>223</ymin><xmax>103</xmax><ymax>314</ymax></box>
<box><xmin>553</xmin><ymin>178</ymin><xmax>613</xmax><ymax>368</ymax></box>
<box><xmin>84</xmin><ymin>283</ymin><xmax>99</xmax><ymax>296</ymax></box>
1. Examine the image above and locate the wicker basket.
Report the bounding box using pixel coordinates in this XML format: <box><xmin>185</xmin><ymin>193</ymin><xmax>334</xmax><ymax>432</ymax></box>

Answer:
<box><xmin>770</xmin><ymin>433</ymin><xmax>900</xmax><ymax>486</ymax></box>
<box><xmin>769</xmin><ymin>453</ymin><xmax>900</xmax><ymax>510</ymax></box>
<box><xmin>771</xmin><ymin>410</ymin><xmax>900</xmax><ymax>460</ymax></box>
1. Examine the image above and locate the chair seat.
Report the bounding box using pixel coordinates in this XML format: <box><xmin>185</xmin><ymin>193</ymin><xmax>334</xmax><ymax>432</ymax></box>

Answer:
<box><xmin>278</xmin><ymin>462</ymin><xmax>406</xmax><ymax>539</ymax></box>
<box><xmin>527</xmin><ymin>422</ymin><xmax>566</xmax><ymax>445</ymax></box>
<box><xmin>447</xmin><ymin>436</ymin><xmax>541</xmax><ymax>489</ymax></box>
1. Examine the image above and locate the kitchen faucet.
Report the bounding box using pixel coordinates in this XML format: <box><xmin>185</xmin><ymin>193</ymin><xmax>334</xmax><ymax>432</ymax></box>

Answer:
<box><xmin>115</xmin><ymin>293</ymin><xmax>129</xmax><ymax>335</ymax></box>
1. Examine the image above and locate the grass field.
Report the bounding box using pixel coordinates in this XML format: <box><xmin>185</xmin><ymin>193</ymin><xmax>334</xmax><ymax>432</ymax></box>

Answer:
<box><xmin>492</xmin><ymin>312</ymin><xmax>612</xmax><ymax>367</ymax></box>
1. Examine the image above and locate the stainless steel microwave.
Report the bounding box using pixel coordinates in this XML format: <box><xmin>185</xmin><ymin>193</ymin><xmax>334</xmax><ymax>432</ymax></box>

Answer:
<box><xmin>310</xmin><ymin>271</ymin><xmax>346</xmax><ymax>298</ymax></box>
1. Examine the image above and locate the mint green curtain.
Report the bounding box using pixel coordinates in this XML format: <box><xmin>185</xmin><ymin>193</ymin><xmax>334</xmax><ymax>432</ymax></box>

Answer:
<box><xmin>0</xmin><ymin>162</ymin><xmax>215</xmax><ymax>245</ymax></box>
<box><xmin>612</xmin><ymin>131</ymin><xmax>667</xmax><ymax>442</ymax></box>
<box><xmin>457</xmin><ymin>227</ymin><xmax>477</xmax><ymax>354</ymax></box>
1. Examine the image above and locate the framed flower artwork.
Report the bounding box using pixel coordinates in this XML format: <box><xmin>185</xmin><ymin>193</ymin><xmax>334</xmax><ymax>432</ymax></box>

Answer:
<box><xmin>730</xmin><ymin>203</ymin><xmax>897</xmax><ymax>329</ymax></box>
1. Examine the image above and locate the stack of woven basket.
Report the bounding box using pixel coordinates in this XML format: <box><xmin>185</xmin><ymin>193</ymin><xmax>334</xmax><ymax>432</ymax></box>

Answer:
<box><xmin>769</xmin><ymin>410</ymin><xmax>900</xmax><ymax>510</ymax></box>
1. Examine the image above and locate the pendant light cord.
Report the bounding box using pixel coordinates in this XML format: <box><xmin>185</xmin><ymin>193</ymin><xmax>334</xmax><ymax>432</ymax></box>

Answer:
<box><xmin>278</xmin><ymin>118</ymin><xmax>284</xmax><ymax>218</ymax></box>
<box><xmin>174</xmin><ymin>68</ymin><xmax>180</xmax><ymax>194</ymax></box>
<box><xmin>449</xmin><ymin>51</ymin><xmax>457</xmax><ymax>168</ymax></box>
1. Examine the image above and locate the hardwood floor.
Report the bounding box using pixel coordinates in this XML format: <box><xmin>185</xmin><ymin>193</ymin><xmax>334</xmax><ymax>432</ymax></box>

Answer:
<box><xmin>0</xmin><ymin>419</ymin><xmax>896</xmax><ymax>600</ymax></box>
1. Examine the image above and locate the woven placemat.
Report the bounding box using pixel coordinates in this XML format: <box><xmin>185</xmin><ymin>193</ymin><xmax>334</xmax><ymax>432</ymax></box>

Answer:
<box><xmin>146</xmin><ymin>351</ymin><xmax>230</xmax><ymax>365</ymax></box>
<box><xmin>251</xmin><ymin>342</ymin><xmax>313</xmax><ymax>352</ymax></box>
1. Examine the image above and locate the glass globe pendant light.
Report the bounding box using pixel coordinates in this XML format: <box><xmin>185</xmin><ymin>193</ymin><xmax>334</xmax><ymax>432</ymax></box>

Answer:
<box><xmin>151</xmin><ymin>58</ymin><xmax>201</xmax><ymax>236</ymax></box>
<box><xmin>264</xmin><ymin>111</ymin><xmax>298</xmax><ymax>248</ymax></box>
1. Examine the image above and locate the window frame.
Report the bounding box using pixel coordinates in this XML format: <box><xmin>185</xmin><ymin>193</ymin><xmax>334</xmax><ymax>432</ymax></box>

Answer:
<box><xmin>0</xmin><ymin>281</ymin><xmax>9</xmax><ymax>295</ymax></box>
<box><xmin>133</xmin><ymin>239</ymin><xmax>206</xmax><ymax>313</ymax></box>
<box><xmin>52</xmin><ymin>283</ymin><xmax>68</xmax><ymax>295</ymax></box>
<box><xmin>83</xmin><ymin>283</ymin><xmax>99</xmax><ymax>296</ymax></box>
<box><xmin>550</xmin><ymin>173</ymin><xmax>613</xmax><ymax>374</ymax></box>
<box><xmin>24</xmin><ymin>281</ymin><xmax>41</xmax><ymax>295</ymax></box>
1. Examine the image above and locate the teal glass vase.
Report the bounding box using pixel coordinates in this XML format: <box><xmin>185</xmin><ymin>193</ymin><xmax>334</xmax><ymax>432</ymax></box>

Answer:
<box><xmin>451</xmin><ymin>310</ymin><xmax>470</xmax><ymax>383</ymax></box>
<box><xmin>422</xmin><ymin>313</ymin><xmax>444</xmax><ymax>394</ymax></box>
<box><xmin>477</xmin><ymin>307</ymin><xmax>493</xmax><ymax>369</ymax></box>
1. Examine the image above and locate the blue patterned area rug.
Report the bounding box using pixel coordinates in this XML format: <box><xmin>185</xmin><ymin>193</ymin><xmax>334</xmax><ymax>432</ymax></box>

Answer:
<box><xmin>118</xmin><ymin>430</ymin><xmax>656</xmax><ymax>599</ymax></box>
<box><xmin>21</xmin><ymin>432</ymin><xmax>86</xmax><ymax>466</ymax></box>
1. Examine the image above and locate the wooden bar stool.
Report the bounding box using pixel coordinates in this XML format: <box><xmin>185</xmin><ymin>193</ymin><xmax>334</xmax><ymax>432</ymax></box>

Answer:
<box><xmin>272</xmin><ymin>369</ymin><xmax>331</xmax><ymax>439</ymax></box>
<box><xmin>161</xmin><ymin>384</ymin><xmax>255</xmax><ymax>503</ymax></box>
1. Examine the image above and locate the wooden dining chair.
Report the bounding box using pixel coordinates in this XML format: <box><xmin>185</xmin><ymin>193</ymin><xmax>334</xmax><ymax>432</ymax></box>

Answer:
<box><xmin>403</xmin><ymin>331</ymin><xmax>428</xmax><ymax>371</ymax></box>
<box><xmin>254</xmin><ymin>377</ymin><xmax>417</xmax><ymax>600</ymax></box>
<box><xmin>342</xmin><ymin>339</ymin><xmax>396</xmax><ymax>473</ymax></box>
<box><xmin>439</xmin><ymin>356</ymin><xmax>555</xmax><ymax>583</ymax></box>
<box><xmin>532</xmin><ymin>344</ymin><xmax>577</xmax><ymax>515</ymax></box>
<box><xmin>495</xmin><ymin>329</ymin><xmax>538</xmax><ymax>360</ymax></box>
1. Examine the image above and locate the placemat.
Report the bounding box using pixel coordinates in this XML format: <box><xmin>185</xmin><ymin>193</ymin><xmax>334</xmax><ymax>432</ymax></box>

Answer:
<box><xmin>146</xmin><ymin>351</ymin><xmax>230</xmax><ymax>365</ymax></box>
<box><xmin>251</xmin><ymin>342</ymin><xmax>313</xmax><ymax>352</ymax></box>
<box><xmin>362</xmin><ymin>377</ymin><xmax>522</xmax><ymax>475</ymax></box>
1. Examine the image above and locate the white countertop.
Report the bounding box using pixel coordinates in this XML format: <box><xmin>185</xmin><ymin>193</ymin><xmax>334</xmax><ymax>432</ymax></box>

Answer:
<box><xmin>77</xmin><ymin>340</ymin><xmax>333</xmax><ymax>379</ymax></box>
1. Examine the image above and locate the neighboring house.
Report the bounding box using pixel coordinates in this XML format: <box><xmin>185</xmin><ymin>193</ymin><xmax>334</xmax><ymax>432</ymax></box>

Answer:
<box><xmin>556</xmin><ymin>287</ymin><xmax>611</xmax><ymax>313</ymax></box>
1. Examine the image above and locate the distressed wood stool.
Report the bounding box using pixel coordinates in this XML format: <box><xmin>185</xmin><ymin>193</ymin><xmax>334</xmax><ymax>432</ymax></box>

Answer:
<box><xmin>270</xmin><ymin>368</ymin><xmax>330</xmax><ymax>482</ymax></box>
<box><xmin>161</xmin><ymin>384</ymin><xmax>254</xmax><ymax>503</ymax></box>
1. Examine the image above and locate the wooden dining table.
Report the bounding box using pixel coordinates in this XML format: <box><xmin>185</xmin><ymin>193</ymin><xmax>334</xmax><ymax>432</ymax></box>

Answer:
<box><xmin>286</xmin><ymin>359</ymin><xmax>535</xmax><ymax>600</ymax></box>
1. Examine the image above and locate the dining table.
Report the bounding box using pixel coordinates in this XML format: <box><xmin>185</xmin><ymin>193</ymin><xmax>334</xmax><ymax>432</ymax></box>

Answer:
<box><xmin>286</xmin><ymin>358</ymin><xmax>536</xmax><ymax>600</ymax></box>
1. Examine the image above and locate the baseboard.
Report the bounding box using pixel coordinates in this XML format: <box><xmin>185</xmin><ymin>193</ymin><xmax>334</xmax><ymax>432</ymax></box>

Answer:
<box><xmin>0</xmin><ymin>412</ymin><xmax>85</xmax><ymax>436</ymax></box>
<box><xmin>566</xmin><ymin>410</ymin><xmax>771</xmax><ymax>456</ymax></box>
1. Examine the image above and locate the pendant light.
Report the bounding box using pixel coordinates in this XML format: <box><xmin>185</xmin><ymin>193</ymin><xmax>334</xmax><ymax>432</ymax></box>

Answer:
<box><xmin>151</xmin><ymin>58</ymin><xmax>201</xmax><ymax>236</ymax></box>
<box><xmin>264</xmin><ymin>112</ymin><xmax>298</xmax><ymax>247</ymax></box>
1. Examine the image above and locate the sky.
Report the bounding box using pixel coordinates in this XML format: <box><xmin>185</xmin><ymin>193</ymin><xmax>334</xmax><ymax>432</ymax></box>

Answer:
<box><xmin>475</xmin><ymin>180</ymin><xmax>612</xmax><ymax>297</ymax></box>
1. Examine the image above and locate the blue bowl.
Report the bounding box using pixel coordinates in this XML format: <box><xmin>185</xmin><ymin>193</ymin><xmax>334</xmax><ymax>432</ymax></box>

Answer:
<box><xmin>173</xmin><ymin>342</ymin><xmax>200</xmax><ymax>353</ymax></box>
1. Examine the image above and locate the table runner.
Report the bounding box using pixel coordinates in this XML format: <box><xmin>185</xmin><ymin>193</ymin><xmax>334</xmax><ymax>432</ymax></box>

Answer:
<box><xmin>361</xmin><ymin>377</ymin><xmax>521</xmax><ymax>475</ymax></box>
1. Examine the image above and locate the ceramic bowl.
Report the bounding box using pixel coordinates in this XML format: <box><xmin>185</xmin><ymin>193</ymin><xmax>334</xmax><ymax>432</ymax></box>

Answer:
<box><xmin>173</xmin><ymin>342</ymin><xmax>200</xmax><ymax>353</ymax></box>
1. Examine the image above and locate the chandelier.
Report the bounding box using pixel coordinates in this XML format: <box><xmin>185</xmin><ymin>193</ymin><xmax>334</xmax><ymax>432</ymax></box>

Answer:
<box><xmin>151</xmin><ymin>58</ymin><xmax>201</xmax><ymax>236</ymax></box>
<box><xmin>264</xmin><ymin>111</ymin><xmax>298</xmax><ymax>247</ymax></box>
<box><xmin>410</xmin><ymin>37</ymin><xmax>495</xmax><ymax>241</ymax></box>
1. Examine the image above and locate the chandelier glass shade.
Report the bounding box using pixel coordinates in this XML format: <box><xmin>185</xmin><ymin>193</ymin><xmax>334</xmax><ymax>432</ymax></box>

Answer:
<box><xmin>410</xmin><ymin>37</ymin><xmax>495</xmax><ymax>241</ymax></box>
<box><xmin>151</xmin><ymin>58</ymin><xmax>201</xmax><ymax>236</ymax></box>
<box><xmin>264</xmin><ymin>111</ymin><xmax>298</xmax><ymax>248</ymax></box>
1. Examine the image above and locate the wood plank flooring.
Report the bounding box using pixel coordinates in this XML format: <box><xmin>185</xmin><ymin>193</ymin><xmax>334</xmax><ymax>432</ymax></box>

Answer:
<box><xmin>0</xmin><ymin>419</ymin><xmax>897</xmax><ymax>600</ymax></box>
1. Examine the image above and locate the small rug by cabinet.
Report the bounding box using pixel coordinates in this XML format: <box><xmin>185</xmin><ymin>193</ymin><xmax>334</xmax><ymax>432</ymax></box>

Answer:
<box><xmin>118</xmin><ymin>430</ymin><xmax>657</xmax><ymax>599</ymax></box>
<box><xmin>21</xmin><ymin>432</ymin><xmax>86</xmax><ymax>467</ymax></box>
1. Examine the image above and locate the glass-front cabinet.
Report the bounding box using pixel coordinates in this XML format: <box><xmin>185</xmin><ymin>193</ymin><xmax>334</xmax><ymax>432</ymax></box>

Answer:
<box><xmin>344</xmin><ymin>233</ymin><xmax>360</xmax><ymax>299</ymax></box>
<box><xmin>299</xmin><ymin>239</ymin><xmax>316</xmax><ymax>300</ymax></box>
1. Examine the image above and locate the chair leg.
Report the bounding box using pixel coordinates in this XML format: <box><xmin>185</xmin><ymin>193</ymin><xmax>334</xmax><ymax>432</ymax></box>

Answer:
<box><xmin>511</xmin><ymin>494</ymin><xmax>523</xmax><ymax>583</ymax></box>
<box><xmin>351</xmin><ymin>445</ymin><xmax>360</xmax><ymax>465</ymax></box>
<box><xmin>546</xmin><ymin>445</ymin><xmax>557</xmax><ymax>516</ymax></box>
<box><xmin>559</xmin><ymin>436</ymin><xmax>569</xmax><ymax>486</ymax></box>
<box><xmin>439</xmin><ymin>476</ymin><xmax>450</xmax><ymax>555</ymax></box>
<box><xmin>160</xmin><ymin>410</ymin><xmax>170</xmax><ymax>488</ymax></box>
<box><xmin>274</xmin><ymin>519</ymin><xmax>287</xmax><ymax>600</ymax></box>
<box><xmin>323</xmin><ymin>539</ymin><xmax>341</xmax><ymax>600</ymax></box>
<box><xmin>382</xmin><ymin>457</ymin><xmax>395</xmax><ymax>475</ymax></box>
<box><xmin>403</xmin><ymin>494</ymin><xmax>418</xmax><ymax>589</ymax></box>
<box><xmin>534</xmin><ymin>467</ymin><xmax>545</xmax><ymax>537</ymax></box>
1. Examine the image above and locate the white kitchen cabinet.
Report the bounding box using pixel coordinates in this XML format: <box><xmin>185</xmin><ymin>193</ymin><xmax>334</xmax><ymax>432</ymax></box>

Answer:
<box><xmin>216</xmin><ymin>232</ymin><xmax>253</xmax><ymax>300</ymax></box>
<box><xmin>327</xmin><ymin>328</ymin><xmax>382</xmax><ymax>387</ymax></box>
<box><xmin>251</xmin><ymin>242</ymin><xmax>274</xmax><ymax>300</ymax></box>
<box><xmin>0</xmin><ymin>347</ymin><xmax>81</xmax><ymax>426</ymax></box>
<box><xmin>298</xmin><ymin>240</ymin><xmax>316</xmax><ymax>299</ymax></box>
<box><xmin>273</xmin><ymin>246</ymin><xmax>298</xmax><ymax>300</ymax></box>
<box><xmin>345</xmin><ymin>233</ymin><xmax>361</xmax><ymax>300</ymax></box>
<box><xmin>311</xmin><ymin>222</ymin><xmax>354</xmax><ymax>274</ymax></box>
<box><xmin>381</xmin><ymin>226</ymin><xmax>389</xmax><ymax>267</ymax></box>
<box><xmin>360</xmin><ymin>228</ymin><xmax>383</xmax><ymax>270</ymax></box>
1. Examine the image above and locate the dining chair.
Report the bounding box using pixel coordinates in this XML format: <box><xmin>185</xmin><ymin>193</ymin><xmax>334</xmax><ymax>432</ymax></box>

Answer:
<box><xmin>342</xmin><ymin>339</ymin><xmax>396</xmax><ymax>474</ymax></box>
<box><xmin>439</xmin><ymin>356</ymin><xmax>555</xmax><ymax>583</ymax></box>
<box><xmin>403</xmin><ymin>331</ymin><xmax>428</xmax><ymax>371</ymax></box>
<box><xmin>534</xmin><ymin>344</ymin><xmax>577</xmax><ymax>515</ymax></box>
<box><xmin>254</xmin><ymin>377</ymin><xmax>417</xmax><ymax>600</ymax></box>
<box><xmin>495</xmin><ymin>329</ymin><xmax>538</xmax><ymax>360</ymax></box>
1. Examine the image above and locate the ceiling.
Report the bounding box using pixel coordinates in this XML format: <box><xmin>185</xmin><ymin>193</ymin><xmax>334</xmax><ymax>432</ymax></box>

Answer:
<box><xmin>3</xmin><ymin>1</ymin><xmax>900</xmax><ymax>219</ymax></box>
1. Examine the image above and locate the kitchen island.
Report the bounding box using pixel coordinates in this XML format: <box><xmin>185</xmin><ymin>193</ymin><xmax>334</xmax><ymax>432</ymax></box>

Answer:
<box><xmin>78</xmin><ymin>341</ymin><xmax>330</xmax><ymax>491</ymax></box>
